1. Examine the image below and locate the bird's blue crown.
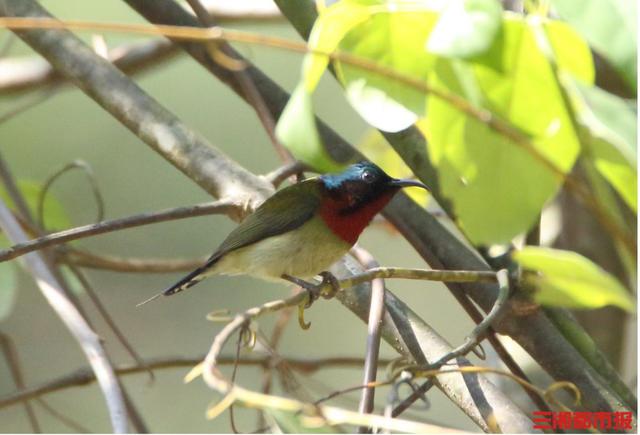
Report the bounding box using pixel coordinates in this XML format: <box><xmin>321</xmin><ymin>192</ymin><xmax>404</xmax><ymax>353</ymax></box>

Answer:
<box><xmin>320</xmin><ymin>161</ymin><xmax>390</xmax><ymax>190</ymax></box>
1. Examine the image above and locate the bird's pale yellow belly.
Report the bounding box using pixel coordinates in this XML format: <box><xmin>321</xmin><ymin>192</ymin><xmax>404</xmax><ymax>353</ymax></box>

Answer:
<box><xmin>212</xmin><ymin>216</ymin><xmax>351</xmax><ymax>280</ymax></box>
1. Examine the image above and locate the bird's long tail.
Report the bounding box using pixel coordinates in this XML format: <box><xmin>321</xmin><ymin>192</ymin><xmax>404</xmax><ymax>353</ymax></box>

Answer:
<box><xmin>136</xmin><ymin>256</ymin><xmax>218</xmax><ymax>307</ymax></box>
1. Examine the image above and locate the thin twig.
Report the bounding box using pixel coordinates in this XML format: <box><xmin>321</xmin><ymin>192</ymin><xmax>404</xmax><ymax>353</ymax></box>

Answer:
<box><xmin>0</xmin><ymin>199</ymin><xmax>237</xmax><ymax>263</ymax></box>
<box><xmin>0</xmin><ymin>199</ymin><xmax>128</xmax><ymax>432</ymax></box>
<box><xmin>38</xmin><ymin>160</ymin><xmax>105</xmax><ymax>228</ymax></box>
<box><xmin>228</xmin><ymin>326</ymin><xmax>247</xmax><ymax>434</ymax></box>
<box><xmin>0</xmin><ymin>148</ymin><xmax>95</xmax><ymax>326</ymax></box>
<box><xmin>314</xmin><ymin>380</ymin><xmax>391</xmax><ymax>407</ymax></box>
<box><xmin>0</xmin><ymin>332</ymin><xmax>41</xmax><ymax>432</ymax></box>
<box><xmin>392</xmin><ymin>296</ymin><xmax>553</xmax><ymax>417</ymax></box>
<box><xmin>120</xmin><ymin>386</ymin><xmax>149</xmax><ymax>433</ymax></box>
<box><xmin>199</xmin><ymin>293</ymin><xmax>464</xmax><ymax>434</ymax></box>
<box><xmin>0</xmin><ymin>85</ymin><xmax>58</xmax><ymax>123</ymax></box>
<box><xmin>65</xmin><ymin>264</ymin><xmax>154</xmax><ymax>382</ymax></box>
<box><xmin>260</xmin><ymin>291</ymin><xmax>296</xmax><ymax>426</ymax></box>
<box><xmin>351</xmin><ymin>246</ymin><xmax>385</xmax><ymax>434</ymax></box>
<box><xmin>426</xmin><ymin>269</ymin><xmax>511</xmax><ymax>370</ymax></box>
<box><xmin>186</xmin><ymin>0</ymin><xmax>294</xmax><ymax>165</ymax></box>
<box><xmin>59</xmin><ymin>248</ymin><xmax>207</xmax><ymax>273</ymax></box>
<box><xmin>35</xmin><ymin>398</ymin><xmax>91</xmax><ymax>433</ymax></box>
<box><xmin>391</xmin><ymin>380</ymin><xmax>434</xmax><ymax>418</ymax></box>
<box><xmin>0</xmin><ymin>355</ymin><xmax>392</xmax><ymax>409</ymax></box>
<box><xmin>264</xmin><ymin>160</ymin><xmax>310</xmax><ymax>187</ymax></box>
<box><xmin>0</xmin><ymin>38</ymin><xmax>176</xmax><ymax>96</ymax></box>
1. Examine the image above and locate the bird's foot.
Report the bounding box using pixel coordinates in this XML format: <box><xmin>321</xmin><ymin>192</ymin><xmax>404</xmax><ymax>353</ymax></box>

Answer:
<box><xmin>281</xmin><ymin>272</ymin><xmax>341</xmax><ymax>307</ymax></box>
<box><xmin>317</xmin><ymin>271</ymin><xmax>340</xmax><ymax>300</ymax></box>
<box><xmin>302</xmin><ymin>271</ymin><xmax>341</xmax><ymax>308</ymax></box>
<box><xmin>281</xmin><ymin>272</ymin><xmax>341</xmax><ymax>330</ymax></box>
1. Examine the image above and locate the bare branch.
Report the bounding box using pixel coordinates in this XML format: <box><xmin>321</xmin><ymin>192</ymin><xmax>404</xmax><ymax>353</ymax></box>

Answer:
<box><xmin>0</xmin><ymin>200</ymin><xmax>236</xmax><ymax>263</ymax></box>
<box><xmin>199</xmin><ymin>292</ymin><xmax>465</xmax><ymax>434</ymax></box>
<box><xmin>186</xmin><ymin>0</ymin><xmax>294</xmax><ymax>166</ymax></box>
<box><xmin>195</xmin><ymin>0</ymin><xmax>282</xmax><ymax>22</ymax></box>
<box><xmin>0</xmin><ymin>199</ymin><xmax>128</xmax><ymax>432</ymax></box>
<box><xmin>0</xmin><ymin>333</ymin><xmax>41</xmax><ymax>432</ymax></box>
<box><xmin>0</xmin><ymin>1</ymin><xmax>281</xmax><ymax>95</ymax></box>
<box><xmin>264</xmin><ymin>160</ymin><xmax>310</xmax><ymax>187</ymax></box>
<box><xmin>0</xmin><ymin>2</ymin><xmax>275</xmax><ymax>211</ymax></box>
<box><xmin>350</xmin><ymin>246</ymin><xmax>385</xmax><ymax>432</ymax></box>
<box><xmin>0</xmin><ymin>355</ymin><xmax>394</xmax><ymax>410</ymax></box>
<box><xmin>38</xmin><ymin>160</ymin><xmax>105</xmax><ymax>228</ymax></box>
<box><xmin>65</xmin><ymin>264</ymin><xmax>153</xmax><ymax>382</ymax></box>
<box><xmin>0</xmin><ymin>38</ymin><xmax>176</xmax><ymax>95</ymax></box>
<box><xmin>34</xmin><ymin>399</ymin><xmax>91</xmax><ymax>433</ymax></box>
<box><xmin>332</xmin><ymin>257</ymin><xmax>537</xmax><ymax>432</ymax></box>
<box><xmin>426</xmin><ymin>269</ymin><xmax>511</xmax><ymax>370</ymax></box>
<box><xmin>123</xmin><ymin>0</ymin><xmax>355</xmax><ymax>165</ymax></box>
<box><xmin>60</xmin><ymin>248</ymin><xmax>207</xmax><ymax>273</ymax></box>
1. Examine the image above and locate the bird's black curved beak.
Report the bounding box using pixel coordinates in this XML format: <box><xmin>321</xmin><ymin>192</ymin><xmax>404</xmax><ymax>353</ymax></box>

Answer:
<box><xmin>389</xmin><ymin>178</ymin><xmax>429</xmax><ymax>190</ymax></box>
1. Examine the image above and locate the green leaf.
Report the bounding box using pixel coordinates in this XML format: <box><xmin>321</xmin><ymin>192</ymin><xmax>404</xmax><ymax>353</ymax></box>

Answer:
<box><xmin>275</xmin><ymin>85</ymin><xmax>342</xmax><ymax>172</ymax></box>
<box><xmin>302</xmin><ymin>1</ymin><xmax>372</xmax><ymax>91</ymax></box>
<box><xmin>514</xmin><ymin>247</ymin><xmax>634</xmax><ymax>312</ymax></box>
<box><xmin>427</xmin><ymin>0</ymin><xmax>503</xmax><ymax>58</ymax></box>
<box><xmin>550</xmin><ymin>0</ymin><xmax>637</xmax><ymax>92</ymax></box>
<box><xmin>276</xmin><ymin>0</ymin><xmax>371</xmax><ymax>171</ymax></box>
<box><xmin>544</xmin><ymin>20</ymin><xmax>595</xmax><ymax>84</ymax></box>
<box><xmin>0</xmin><ymin>180</ymin><xmax>71</xmax><ymax>230</ymax></box>
<box><xmin>570</xmin><ymin>80</ymin><xmax>637</xmax><ymax>211</ymax></box>
<box><xmin>335</xmin><ymin>9</ymin><xmax>439</xmax><ymax>131</ymax></box>
<box><xmin>267</xmin><ymin>409</ymin><xmax>336</xmax><ymax>434</ymax></box>
<box><xmin>424</xmin><ymin>17</ymin><xmax>586</xmax><ymax>244</ymax></box>
<box><xmin>0</xmin><ymin>261</ymin><xmax>17</xmax><ymax>322</ymax></box>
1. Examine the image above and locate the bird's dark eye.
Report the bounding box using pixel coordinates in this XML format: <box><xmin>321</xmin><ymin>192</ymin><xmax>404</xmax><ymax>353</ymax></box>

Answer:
<box><xmin>361</xmin><ymin>170</ymin><xmax>376</xmax><ymax>183</ymax></box>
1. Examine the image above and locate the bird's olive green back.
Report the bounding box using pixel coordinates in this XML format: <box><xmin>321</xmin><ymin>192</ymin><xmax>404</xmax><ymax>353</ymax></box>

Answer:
<box><xmin>210</xmin><ymin>179</ymin><xmax>323</xmax><ymax>260</ymax></box>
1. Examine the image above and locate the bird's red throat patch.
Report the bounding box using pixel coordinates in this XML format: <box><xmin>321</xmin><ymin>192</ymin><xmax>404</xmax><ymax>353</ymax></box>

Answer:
<box><xmin>319</xmin><ymin>191</ymin><xmax>395</xmax><ymax>245</ymax></box>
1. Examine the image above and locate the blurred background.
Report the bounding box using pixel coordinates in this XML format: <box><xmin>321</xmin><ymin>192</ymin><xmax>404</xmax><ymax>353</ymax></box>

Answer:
<box><xmin>0</xmin><ymin>0</ymin><xmax>635</xmax><ymax>432</ymax></box>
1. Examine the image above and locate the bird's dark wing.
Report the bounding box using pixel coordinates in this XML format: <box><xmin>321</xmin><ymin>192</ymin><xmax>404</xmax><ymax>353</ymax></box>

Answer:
<box><xmin>213</xmin><ymin>178</ymin><xmax>322</xmax><ymax>258</ymax></box>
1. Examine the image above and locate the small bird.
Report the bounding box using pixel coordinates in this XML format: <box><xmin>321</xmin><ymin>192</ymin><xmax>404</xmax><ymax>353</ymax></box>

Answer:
<box><xmin>139</xmin><ymin>161</ymin><xmax>427</xmax><ymax>305</ymax></box>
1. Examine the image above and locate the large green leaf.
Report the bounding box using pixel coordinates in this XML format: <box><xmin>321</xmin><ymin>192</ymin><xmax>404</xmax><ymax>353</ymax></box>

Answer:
<box><xmin>302</xmin><ymin>1</ymin><xmax>373</xmax><ymax>91</ymax></box>
<box><xmin>275</xmin><ymin>85</ymin><xmax>342</xmax><ymax>172</ymax></box>
<box><xmin>514</xmin><ymin>247</ymin><xmax>634</xmax><ymax>312</ymax></box>
<box><xmin>544</xmin><ymin>20</ymin><xmax>595</xmax><ymax>84</ymax></box>
<box><xmin>550</xmin><ymin>0</ymin><xmax>637</xmax><ymax>92</ymax></box>
<box><xmin>0</xmin><ymin>180</ymin><xmax>71</xmax><ymax>230</ymax></box>
<box><xmin>423</xmin><ymin>16</ymin><xmax>590</xmax><ymax>244</ymax></box>
<box><xmin>427</xmin><ymin>0</ymin><xmax>502</xmax><ymax>58</ymax></box>
<box><xmin>570</xmin><ymin>80</ymin><xmax>637</xmax><ymax>211</ymax></box>
<box><xmin>0</xmin><ymin>261</ymin><xmax>17</xmax><ymax>322</ymax></box>
<box><xmin>275</xmin><ymin>0</ymin><xmax>371</xmax><ymax>171</ymax></box>
<box><xmin>335</xmin><ymin>9</ymin><xmax>439</xmax><ymax>132</ymax></box>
